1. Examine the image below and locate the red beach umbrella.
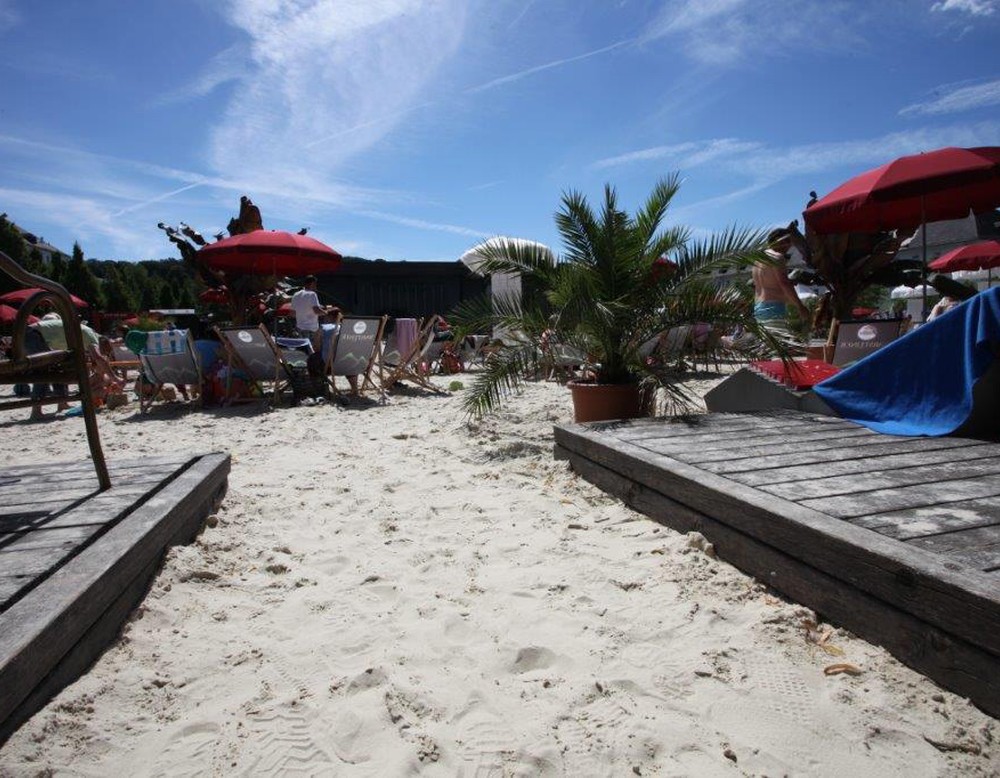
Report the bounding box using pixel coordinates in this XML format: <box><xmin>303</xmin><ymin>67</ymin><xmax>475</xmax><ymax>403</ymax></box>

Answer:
<box><xmin>0</xmin><ymin>288</ymin><xmax>89</xmax><ymax>308</ymax></box>
<box><xmin>0</xmin><ymin>303</ymin><xmax>38</xmax><ymax>324</ymax></box>
<box><xmin>196</xmin><ymin>229</ymin><xmax>342</xmax><ymax>276</ymax></box>
<box><xmin>929</xmin><ymin>239</ymin><xmax>1000</xmax><ymax>287</ymax></box>
<box><xmin>928</xmin><ymin>240</ymin><xmax>1000</xmax><ymax>273</ymax></box>
<box><xmin>650</xmin><ymin>255</ymin><xmax>678</xmax><ymax>283</ymax></box>
<box><xmin>803</xmin><ymin>147</ymin><xmax>1000</xmax><ymax>235</ymax></box>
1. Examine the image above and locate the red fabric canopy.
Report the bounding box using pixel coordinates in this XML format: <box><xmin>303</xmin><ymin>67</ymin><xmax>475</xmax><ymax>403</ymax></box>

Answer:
<box><xmin>804</xmin><ymin>147</ymin><xmax>1000</xmax><ymax>234</ymax></box>
<box><xmin>752</xmin><ymin>359</ymin><xmax>841</xmax><ymax>391</ymax></box>
<box><xmin>0</xmin><ymin>288</ymin><xmax>89</xmax><ymax>308</ymax></box>
<box><xmin>197</xmin><ymin>230</ymin><xmax>342</xmax><ymax>276</ymax></box>
<box><xmin>928</xmin><ymin>240</ymin><xmax>1000</xmax><ymax>273</ymax></box>
<box><xmin>0</xmin><ymin>303</ymin><xmax>39</xmax><ymax>324</ymax></box>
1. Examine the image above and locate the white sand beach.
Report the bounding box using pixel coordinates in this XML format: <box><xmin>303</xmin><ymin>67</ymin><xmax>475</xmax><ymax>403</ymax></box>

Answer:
<box><xmin>0</xmin><ymin>376</ymin><xmax>997</xmax><ymax>777</ymax></box>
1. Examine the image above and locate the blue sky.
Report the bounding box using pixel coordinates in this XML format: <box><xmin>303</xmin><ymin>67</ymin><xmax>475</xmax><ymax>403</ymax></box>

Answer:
<box><xmin>1</xmin><ymin>0</ymin><xmax>998</xmax><ymax>264</ymax></box>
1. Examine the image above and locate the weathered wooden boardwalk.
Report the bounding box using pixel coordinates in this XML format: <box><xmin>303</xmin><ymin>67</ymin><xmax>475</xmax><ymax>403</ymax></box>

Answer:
<box><xmin>0</xmin><ymin>453</ymin><xmax>230</xmax><ymax>744</ymax></box>
<box><xmin>554</xmin><ymin>410</ymin><xmax>1000</xmax><ymax>717</ymax></box>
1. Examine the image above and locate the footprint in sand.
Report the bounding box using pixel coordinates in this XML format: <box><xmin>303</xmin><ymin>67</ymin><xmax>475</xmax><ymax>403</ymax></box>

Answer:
<box><xmin>509</xmin><ymin>646</ymin><xmax>557</xmax><ymax>674</ymax></box>
<box><xmin>147</xmin><ymin>721</ymin><xmax>225</xmax><ymax>778</ymax></box>
<box><xmin>452</xmin><ymin>703</ymin><xmax>522</xmax><ymax>778</ymax></box>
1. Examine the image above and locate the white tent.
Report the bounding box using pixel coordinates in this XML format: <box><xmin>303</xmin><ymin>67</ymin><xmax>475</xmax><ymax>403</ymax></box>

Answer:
<box><xmin>459</xmin><ymin>237</ymin><xmax>555</xmax><ymax>304</ymax></box>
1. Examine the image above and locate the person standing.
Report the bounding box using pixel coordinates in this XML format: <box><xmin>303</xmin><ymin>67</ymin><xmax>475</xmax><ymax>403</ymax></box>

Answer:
<box><xmin>27</xmin><ymin>312</ymin><xmax>100</xmax><ymax>420</ymax></box>
<box><xmin>289</xmin><ymin>275</ymin><xmax>330</xmax><ymax>351</ymax></box>
<box><xmin>752</xmin><ymin>229</ymin><xmax>810</xmax><ymax>328</ymax></box>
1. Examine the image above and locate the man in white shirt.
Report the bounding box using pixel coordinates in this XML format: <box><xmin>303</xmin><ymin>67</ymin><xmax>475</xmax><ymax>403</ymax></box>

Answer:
<box><xmin>289</xmin><ymin>275</ymin><xmax>330</xmax><ymax>350</ymax></box>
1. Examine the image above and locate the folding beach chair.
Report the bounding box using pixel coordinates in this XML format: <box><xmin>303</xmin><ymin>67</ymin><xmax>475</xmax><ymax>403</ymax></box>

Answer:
<box><xmin>326</xmin><ymin>315</ymin><xmax>387</xmax><ymax>397</ymax></box>
<box><xmin>459</xmin><ymin>334</ymin><xmax>489</xmax><ymax>368</ymax></box>
<box><xmin>138</xmin><ymin>329</ymin><xmax>202</xmax><ymax>414</ymax></box>
<box><xmin>0</xmin><ymin>250</ymin><xmax>110</xmax><ymax>490</ymax></box>
<box><xmin>109</xmin><ymin>339</ymin><xmax>141</xmax><ymax>380</ymax></box>
<box><xmin>380</xmin><ymin>316</ymin><xmax>445</xmax><ymax>393</ymax></box>
<box><xmin>215</xmin><ymin>324</ymin><xmax>295</xmax><ymax>404</ymax></box>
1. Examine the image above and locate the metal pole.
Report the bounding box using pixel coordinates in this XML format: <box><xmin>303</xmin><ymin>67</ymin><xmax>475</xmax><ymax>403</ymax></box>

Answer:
<box><xmin>920</xmin><ymin>196</ymin><xmax>929</xmax><ymax>322</ymax></box>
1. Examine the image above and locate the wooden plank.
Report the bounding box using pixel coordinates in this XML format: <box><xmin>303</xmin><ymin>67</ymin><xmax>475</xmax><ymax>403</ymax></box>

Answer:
<box><xmin>557</xmin><ymin>445</ymin><xmax>1000</xmax><ymax>719</ymax></box>
<box><xmin>0</xmin><ymin>454</ymin><xmax>194</xmax><ymax>480</ymax></box>
<box><xmin>730</xmin><ymin>443</ymin><xmax>1000</xmax><ymax>487</ymax></box>
<box><xmin>629</xmin><ymin>425</ymin><xmax>876</xmax><ymax>457</ymax></box>
<box><xmin>697</xmin><ymin>436</ymin><xmax>980</xmax><ymax>475</ymax></box>
<box><xmin>0</xmin><ymin>453</ymin><xmax>229</xmax><ymax>736</ymax></box>
<box><xmin>906</xmin><ymin>525</ymin><xmax>1000</xmax><ymax>572</ymax></box>
<box><xmin>0</xmin><ymin>556</ymin><xmax>161</xmax><ymax>746</ymax></box>
<box><xmin>802</xmin><ymin>475</ymin><xmax>1000</xmax><ymax>519</ymax></box>
<box><xmin>763</xmin><ymin>457</ymin><xmax>1000</xmax><ymax>501</ymax></box>
<box><xmin>609</xmin><ymin>412</ymin><xmax>859</xmax><ymax>443</ymax></box>
<box><xmin>0</xmin><ymin>470</ymin><xmax>166</xmax><ymax>503</ymax></box>
<box><xmin>667</xmin><ymin>431</ymin><xmax>940</xmax><ymax>466</ymax></box>
<box><xmin>554</xmin><ymin>421</ymin><xmax>1000</xmax><ymax>658</ymax></box>
<box><xmin>851</xmin><ymin>498</ymin><xmax>1000</xmax><ymax>540</ymax></box>
<box><xmin>0</xmin><ymin>526</ymin><xmax>104</xmax><ymax>579</ymax></box>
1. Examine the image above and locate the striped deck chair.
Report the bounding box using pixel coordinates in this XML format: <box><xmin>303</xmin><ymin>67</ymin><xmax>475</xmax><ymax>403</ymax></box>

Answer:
<box><xmin>379</xmin><ymin>316</ymin><xmax>444</xmax><ymax>393</ymax></box>
<box><xmin>326</xmin><ymin>315</ymin><xmax>387</xmax><ymax>397</ymax></box>
<box><xmin>138</xmin><ymin>329</ymin><xmax>201</xmax><ymax>414</ymax></box>
<box><xmin>215</xmin><ymin>324</ymin><xmax>294</xmax><ymax>404</ymax></box>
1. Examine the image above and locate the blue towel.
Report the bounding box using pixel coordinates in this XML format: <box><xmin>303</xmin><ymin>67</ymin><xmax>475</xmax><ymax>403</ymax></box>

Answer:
<box><xmin>814</xmin><ymin>287</ymin><xmax>1000</xmax><ymax>436</ymax></box>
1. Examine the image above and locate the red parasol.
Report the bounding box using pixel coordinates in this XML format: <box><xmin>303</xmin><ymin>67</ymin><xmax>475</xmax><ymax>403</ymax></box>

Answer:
<box><xmin>650</xmin><ymin>255</ymin><xmax>678</xmax><ymax>283</ymax></box>
<box><xmin>0</xmin><ymin>288</ymin><xmax>90</xmax><ymax>308</ymax></box>
<box><xmin>196</xmin><ymin>229</ymin><xmax>342</xmax><ymax>276</ymax></box>
<box><xmin>0</xmin><ymin>303</ymin><xmax>39</xmax><ymax>324</ymax></box>
<box><xmin>928</xmin><ymin>240</ymin><xmax>1000</xmax><ymax>273</ymax></box>
<box><xmin>805</xmin><ymin>146</ymin><xmax>1000</xmax><ymax>320</ymax></box>
<box><xmin>803</xmin><ymin>147</ymin><xmax>1000</xmax><ymax>235</ymax></box>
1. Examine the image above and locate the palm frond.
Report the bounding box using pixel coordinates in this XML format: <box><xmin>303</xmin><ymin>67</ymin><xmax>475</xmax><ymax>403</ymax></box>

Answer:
<box><xmin>462</xmin><ymin>343</ymin><xmax>541</xmax><ymax>418</ymax></box>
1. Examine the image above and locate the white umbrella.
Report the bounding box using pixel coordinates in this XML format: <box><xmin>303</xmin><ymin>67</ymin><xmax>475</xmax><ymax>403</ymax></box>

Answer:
<box><xmin>460</xmin><ymin>237</ymin><xmax>554</xmax><ymax>304</ymax></box>
<box><xmin>890</xmin><ymin>284</ymin><xmax>935</xmax><ymax>300</ymax></box>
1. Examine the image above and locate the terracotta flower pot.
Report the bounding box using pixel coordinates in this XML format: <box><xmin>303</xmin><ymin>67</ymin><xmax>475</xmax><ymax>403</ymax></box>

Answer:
<box><xmin>568</xmin><ymin>380</ymin><xmax>652</xmax><ymax>423</ymax></box>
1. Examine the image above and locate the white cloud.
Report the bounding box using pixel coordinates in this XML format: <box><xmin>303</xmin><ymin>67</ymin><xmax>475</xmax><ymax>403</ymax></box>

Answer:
<box><xmin>900</xmin><ymin>79</ymin><xmax>1000</xmax><ymax>116</ymax></box>
<box><xmin>207</xmin><ymin>0</ymin><xmax>467</xmax><ymax>197</ymax></box>
<box><xmin>151</xmin><ymin>44</ymin><xmax>248</xmax><ymax>107</ymax></box>
<box><xmin>727</xmin><ymin>121</ymin><xmax>1000</xmax><ymax>184</ymax></box>
<box><xmin>0</xmin><ymin>0</ymin><xmax>19</xmax><ymax>33</ymax></box>
<box><xmin>466</xmin><ymin>38</ymin><xmax>632</xmax><ymax>93</ymax></box>
<box><xmin>640</xmin><ymin>121</ymin><xmax>1000</xmax><ymax>219</ymax></box>
<box><xmin>931</xmin><ymin>0</ymin><xmax>996</xmax><ymax>15</ymax></box>
<box><xmin>592</xmin><ymin>138</ymin><xmax>762</xmax><ymax>170</ymax></box>
<box><xmin>642</xmin><ymin>0</ymin><xmax>867</xmax><ymax>66</ymax></box>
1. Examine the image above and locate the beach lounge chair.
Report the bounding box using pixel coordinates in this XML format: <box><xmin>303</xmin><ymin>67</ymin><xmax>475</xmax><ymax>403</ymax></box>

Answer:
<box><xmin>215</xmin><ymin>324</ymin><xmax>295</xmax><ymax>404</ymax></box>
<box><xmin>459</xmin><ymin>334</ymin><xmax>490</xmax><ymax>368</ymax></box>
<box><xmin>137</xmin><ymin>329</ymin><xmax>202</xmax><ymax>414</ymax></box>
<box><xmin>380</xmin><ymin>316</ymin><xmax>444</xmax><ymax>393</ymax></box>
<box><xmin>0</xmin><ymin>250</ymin><xmax>110</xmax><ymax>490</ymax></box>
<box><xmin>747</xmin><ymin>317</ymin><xmax>907</xmax><ymax>392</ymax></box>
<box><xmin>638</xmin><ymin>325</ymin><xmax>691</xmax><ymax>365</ymax></box>
<box><xmin>109</xmin><ymin>340</ymin><xmax>141</xmax><ymax>379</ymax></box>
<box><xmin>326</xmin><ymin>315</ymin><xmax>387</xmax><ymax>396</ymax></box>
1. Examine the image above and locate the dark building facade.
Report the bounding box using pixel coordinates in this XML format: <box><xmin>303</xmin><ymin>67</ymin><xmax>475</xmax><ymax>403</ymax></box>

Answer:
<box><xmin>316</xmin><ymin>258</ymin><xmax>488</xmax><ymax>319</ymax></box>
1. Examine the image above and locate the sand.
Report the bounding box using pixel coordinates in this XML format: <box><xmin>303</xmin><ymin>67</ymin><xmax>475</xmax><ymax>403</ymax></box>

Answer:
<box><xmin>0</xmin><ymin>375</ymin><xmax>997</xmax><ymax>777</ymax></box>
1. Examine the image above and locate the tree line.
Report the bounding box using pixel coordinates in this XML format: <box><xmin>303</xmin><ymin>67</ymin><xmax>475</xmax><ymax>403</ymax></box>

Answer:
<box><xmin>0</xmin><ymin>215</ymin><xmax>200</xmax><ymax>312</ymax></box>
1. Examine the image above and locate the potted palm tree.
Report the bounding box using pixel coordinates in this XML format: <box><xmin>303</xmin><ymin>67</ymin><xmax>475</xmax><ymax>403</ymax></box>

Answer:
<box><xmin>453</xmin><ymin>174</ymin><xmax>795</xmax><ymax>421</ymax></box>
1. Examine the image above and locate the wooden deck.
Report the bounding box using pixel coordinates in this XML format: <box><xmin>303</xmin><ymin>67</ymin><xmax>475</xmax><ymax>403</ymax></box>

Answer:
<box><xmin>554</xmin><ymin>410</ymin><xmax>1000</xmax><ymax>717</ymax></box>
<box><xmin>0</xmin><ymin>453</ymin><xmax>230</xmax><ymax>745</ymax></box>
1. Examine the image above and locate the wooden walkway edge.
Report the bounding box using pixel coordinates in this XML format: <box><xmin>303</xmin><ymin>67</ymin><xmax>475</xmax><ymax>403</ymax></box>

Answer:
<box><xmin>0</xmin><ymin>452</ymin><xmax>230</xmax><ymax>745</ymax></box>
<box><xmin>554</xmin><ymin>412</ymin><xmax>1000</xmax><ymax>718</ymax></box>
